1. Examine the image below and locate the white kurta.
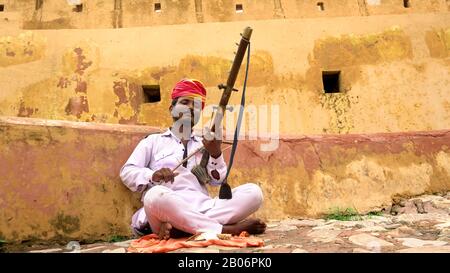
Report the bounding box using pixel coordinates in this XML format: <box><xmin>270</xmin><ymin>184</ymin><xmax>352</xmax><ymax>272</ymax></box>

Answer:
<box><xmin>120</xmin><ymin>128</ymin><xmax>263</xmax><ymax>235</ymax></box>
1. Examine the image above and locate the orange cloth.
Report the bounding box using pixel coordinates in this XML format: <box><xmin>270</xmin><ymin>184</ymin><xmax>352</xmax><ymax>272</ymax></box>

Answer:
<box><xmin>127</xmin><ymin>233</ymin><xmax>264</xmax><ymax>253</ymax></box>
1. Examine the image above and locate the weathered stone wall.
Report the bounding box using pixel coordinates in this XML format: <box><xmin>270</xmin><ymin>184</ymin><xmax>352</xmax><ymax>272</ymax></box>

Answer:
<box><xmin>1</xmin><ymin>117</ymin><xmax>449</xmax><ymax>242</ymax></box>
<box><xmin>0</xmin><ymin>14</ymin><xmax>449</xmax><ymax>135</ymax></box>
<box><xmin>0</xmin><ymin>117</ymin><xmax>151</xmax><ymax>243</ymax></box>
<box><xmin>362</xmin><ymin>0</ymin><xmax>448</xmax><ymax>15</ymax></box>
<box><xmin>0</xmin><ymin>0</ymin><xmax>448</xmax><ymax>29</ymax></box>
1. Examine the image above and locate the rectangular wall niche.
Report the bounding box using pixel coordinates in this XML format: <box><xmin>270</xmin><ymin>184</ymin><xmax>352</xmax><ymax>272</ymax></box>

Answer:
<box><xmin>236</xmin><ymin>4</ymin><xmax>243</xmax><ymax>13</ymax></box>
<box><xmin>403</xmin><ymin>0</ymin><xmax>411</xmax><ymax>8</ymax></box>
<box><xmin>317</xmin><ymin>2</ymin><xmax>325</xmax><ymax>11</ymax></box>
<box><xmin>154</xmin><ymin>3</ymin><xmax>162</xmax><ymax>12</ymax></box>
<box><xmin>322</xmin><ymin>71</ymin><xmax>341</xmax><ymax>93</ymax></box>
<box><xmin>143</xmin><ymin>85</ymin><xmax>161</xmax><ymax>103</ymax></box>
<box><xmin>73</xmin><ymin>4</ymin><xmax>83</xmax><ymax>12</ymax></box>
<box><xmin>0</xmin><ymin>4</ymin><xmax>4</xmax><ymax>12</ymax></box>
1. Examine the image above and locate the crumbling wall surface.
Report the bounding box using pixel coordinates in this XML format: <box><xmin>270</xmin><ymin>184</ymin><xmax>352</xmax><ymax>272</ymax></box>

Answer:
<box><xmin>0</xmin><ymin>14</ymin><xmax>449</xmax><ymax>135</ymax></box>
<box><xmin>0</xmin><ymin>0</ymin><xmax>448</xmax><ymax>29</ymax></box>
<box><xmin>0</xmin><ymin>117</ymin><xmax>159</xmax><ymax>243</ymax></box>
<box><xmin>363</xmin><ymin>0</ymin><xmax>447</xmax><ymax>15</ymax></box>
<box><xmin>1</xmin><ymin>117</ymin><xmax>449</xmax><ymax>242</ymax></box>
<box><xmin>202</xmin><ymin>0</ymin><xmax>287</xmax><ymax>22</ymax></box>
<box><xmin>232</xmin><ymin>131</ymin><xmax>450</xmax><ymax>220</ymax></box>
<box><xmin>282</xmin><ymin>0</ymin><xmax>362</xmax><ymax>18</ymax></box>
<box><xmin>19</xmin><ymin>0</ymin><xmax>116</xmax><ymax>29</ymax></box>
<box><xmin>426</xmin><ymin>27</ymin><xmax>450</xmax><ymax>58</ymax></box>
<box><xmin>119</xmin><ymin>0</ymin><xmax>197</xmax><ymax>28</ymax></box>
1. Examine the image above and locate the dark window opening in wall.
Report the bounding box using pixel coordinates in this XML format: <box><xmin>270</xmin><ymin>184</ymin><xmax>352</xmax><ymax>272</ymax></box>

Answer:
<box><xmin>317</xmin><ymin>2</ymin><xmax>325</xmax><ymax>11</ymax></box>
<box><xmin>236</xmin><ymin>4</ymin><xmax>243</xmax><ymax>13</ymax></box>
<box><xmin>73</xmin><ymin>4</ymin><xmax>83</xmax><ymax>12</ymax></box>
<box><xmin>154</xmin><ymin>3</ymin><xmax>161</xmax><ymax>12</ymax></box>
<box><xmin>35</xmin><ymin>0</ymin><xmax>43</xmax><ymax>10</ymax></box>
<box><xmin>322</xmin><ymin>71</ymin><xmax>341</xmax><ymax>93</ymax></box>
<box><xmin>143</xmin><ymin>85</ymin><xmax>161</xmax><ymax>103</ymax></box>
<box><xmin>0</xmin><ymin>5</ymin><xmax>4</xmax><ymax>12</ymax></box>
<box><xmin>403</xmin><ymin>0</ymin><xmax>411</xmax><ymax>8</ymax></box>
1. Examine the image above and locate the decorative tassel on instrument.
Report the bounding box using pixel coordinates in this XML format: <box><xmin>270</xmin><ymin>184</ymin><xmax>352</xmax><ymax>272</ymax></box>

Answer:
<box><xmin>191</xmin><ymin>26</ymin><xmax>253</xmax><ymax>199</ymax></box>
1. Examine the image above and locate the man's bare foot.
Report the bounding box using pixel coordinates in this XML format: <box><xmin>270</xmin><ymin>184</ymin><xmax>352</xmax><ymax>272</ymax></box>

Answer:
<box><xmin>158</xmin><ymin>222</ymin><xmax>192</xmax><ymax>240</ymax></box>
<box><xmin>158</xmin><ymin>222</ymin><xmax>172</xmax><ymax>240</ymax></box>
<box><xmin>222</xmin><ymin>218</ymin><xmax>267</xmax><ymax>235</ymax></box>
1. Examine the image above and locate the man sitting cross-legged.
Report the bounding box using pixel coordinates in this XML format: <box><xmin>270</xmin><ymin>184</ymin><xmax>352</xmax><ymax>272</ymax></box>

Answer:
<box><xmin>120</xmin><ymin>79</ymin><xmax>266</xmax><ymax>239</ymax></box>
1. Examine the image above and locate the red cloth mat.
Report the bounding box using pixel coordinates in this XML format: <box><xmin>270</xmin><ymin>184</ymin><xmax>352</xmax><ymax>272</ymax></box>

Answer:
<box><xmin>127</xmin><ymin>233</ymin><xmax>264</xmax><ymax>253</ymax></box>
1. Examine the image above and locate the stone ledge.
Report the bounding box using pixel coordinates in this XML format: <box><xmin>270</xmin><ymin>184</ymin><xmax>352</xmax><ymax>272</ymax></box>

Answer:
<box><xmin>0</xmin><ymin>116</ymin><xmax>449</xmax><ymax>243</ymax></box>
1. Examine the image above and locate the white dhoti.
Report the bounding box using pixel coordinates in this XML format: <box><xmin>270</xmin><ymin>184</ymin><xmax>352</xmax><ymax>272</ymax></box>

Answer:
<box><xmin>142</xmin><ymin>169</ymin><xmax>263</xmax><ymax>235</ymax></box>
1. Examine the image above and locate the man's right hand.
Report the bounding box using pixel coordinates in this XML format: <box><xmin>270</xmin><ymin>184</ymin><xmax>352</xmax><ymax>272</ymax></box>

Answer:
<box><xmin>151</xmin><ymin>168</ymin><xmax>179</xmax><ymax>183</ymax></box>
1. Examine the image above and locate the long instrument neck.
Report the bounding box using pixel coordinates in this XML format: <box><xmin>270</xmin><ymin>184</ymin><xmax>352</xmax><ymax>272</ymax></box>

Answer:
<box><xmin>199</xmin><ymin>27</ymin><xmax>252</xmax><ymax>168</ymax></box>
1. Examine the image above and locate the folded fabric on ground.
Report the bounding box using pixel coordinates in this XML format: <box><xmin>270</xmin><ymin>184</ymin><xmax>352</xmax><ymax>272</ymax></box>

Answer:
<box><xmin>127</xmin><ymin>233</ymin><xmax>264</xmax><ymax>253</ymax></box>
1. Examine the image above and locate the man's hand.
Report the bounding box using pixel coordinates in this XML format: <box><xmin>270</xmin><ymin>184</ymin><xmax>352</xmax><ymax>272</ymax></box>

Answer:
<box><xmin>152</xmin><ymin>168</ymin><xmax>179</xmax><ymax>183</ymax></box>
<box><xmin>202</xmin><ymin>127</ymin><xmax>222</xmax><ymax>159</ymax></box>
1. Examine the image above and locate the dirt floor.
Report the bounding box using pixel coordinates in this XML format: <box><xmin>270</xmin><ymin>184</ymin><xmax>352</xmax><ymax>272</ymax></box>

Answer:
<box><xmin>6</xmin><ymin>192</ymin><xmax>450</xmax><ymax>253</ymax></box>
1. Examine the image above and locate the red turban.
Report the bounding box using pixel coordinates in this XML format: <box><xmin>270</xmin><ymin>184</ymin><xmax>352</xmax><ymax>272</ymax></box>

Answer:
<box><xmin>171</xmin><ymin>79</ymin><xmax>207</xmax><ymax>109</ymax></box>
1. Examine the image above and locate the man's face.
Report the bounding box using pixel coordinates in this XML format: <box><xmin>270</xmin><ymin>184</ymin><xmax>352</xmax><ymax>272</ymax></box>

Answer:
<box><xmin>170</xmin><ymin>96</ymin><xmax>202</xmax><ymax>127</ymax></box>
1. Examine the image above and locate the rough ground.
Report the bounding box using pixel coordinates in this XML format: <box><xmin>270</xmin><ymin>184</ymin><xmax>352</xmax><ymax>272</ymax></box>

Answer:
<box><xmin>12</xmin><ymin>192</ymin><xmax>450</xmax><ymax>253</ymax></box>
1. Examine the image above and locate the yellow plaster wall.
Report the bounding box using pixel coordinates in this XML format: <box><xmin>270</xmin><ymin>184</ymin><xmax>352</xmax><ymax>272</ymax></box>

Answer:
<box><xmin>1</xmin><ymin>117</ymin><xmax>449</xmax><ymax>242</ymax></box>
<box><xmin>0</xmin><ymin>0</ymin><xmax>448</xmax><ymax>29</ymax></box>
<box><xmin>0</xmin><ymin>14</ymin><xmax>449</xmax><ymax>136</ymax></box>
